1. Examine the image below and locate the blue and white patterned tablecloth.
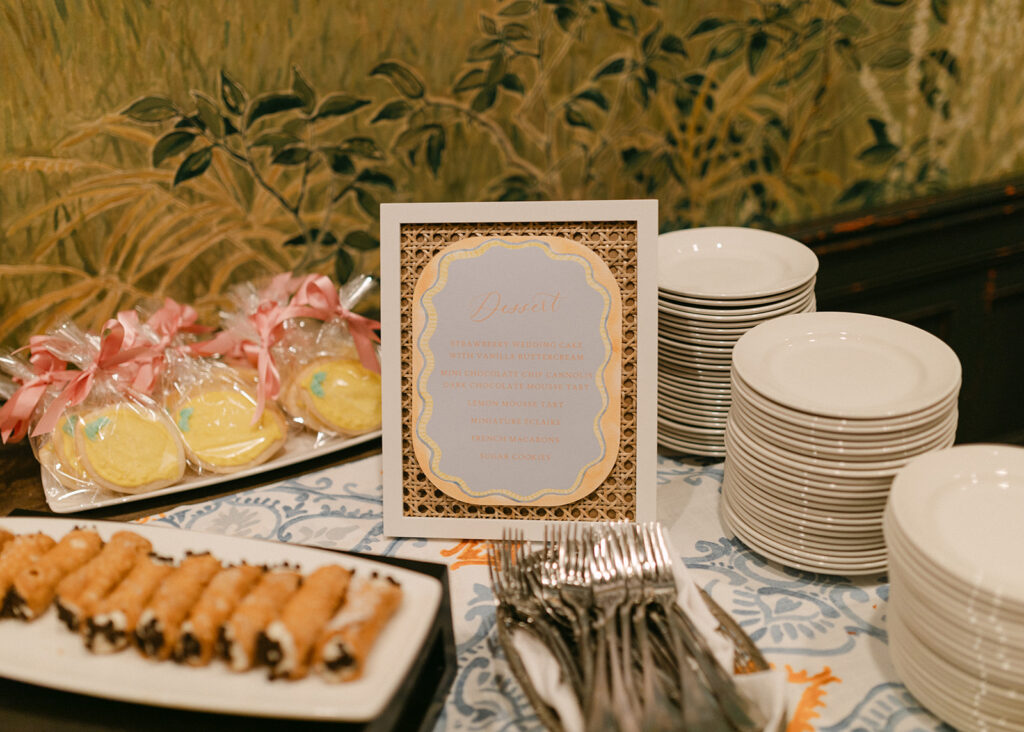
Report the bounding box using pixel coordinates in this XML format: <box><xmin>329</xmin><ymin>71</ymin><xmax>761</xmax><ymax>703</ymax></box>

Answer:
<box><xmin>137</xmin><ymin>453</ymin><xmax>951</xmax><ymax>732</ymax></box>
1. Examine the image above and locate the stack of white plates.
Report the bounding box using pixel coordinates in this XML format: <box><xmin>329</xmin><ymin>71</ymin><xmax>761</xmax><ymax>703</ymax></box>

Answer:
<box><xmin>657</xmin><ymin>227</ymin><xmax>817</xmax><ymax>457</ymax></box>
<box><xmin>886</xmin><ymin>445</ymin><xmax>1024</xmax><ymax>731</ymax></box>
<box><xmin>722</xmin><ymin>311</ymin><xmax>961</xmax><ymax>575</ymax></box>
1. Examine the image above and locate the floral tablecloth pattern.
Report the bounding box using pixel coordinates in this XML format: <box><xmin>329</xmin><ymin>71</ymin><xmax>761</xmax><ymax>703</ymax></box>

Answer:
<box><xmin>139</xmin><ymin>453</ymin><xmax>951</xmax><ymax>732</ymax></box>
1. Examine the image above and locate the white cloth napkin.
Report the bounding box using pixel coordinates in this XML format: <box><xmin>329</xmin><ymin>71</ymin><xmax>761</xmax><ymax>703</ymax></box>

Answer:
<box><xmin>508</xmin><ymin>535</ymin><xmax>787</xmax><ymax>731</ymax></box>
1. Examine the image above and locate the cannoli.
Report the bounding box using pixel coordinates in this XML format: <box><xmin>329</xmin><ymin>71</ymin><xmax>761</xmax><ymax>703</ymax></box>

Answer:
<box><xmin>0</xmin><ymin>529</ymin><xmax>13</xmax><ymax>552</ymax></box>
<box><xmin>136</xmin><ymin>552</ymin><xmax>221</xmax><ymax>660</ymax></box>
<box><xmin>171</xmin><ymin>387</ymin><xmax>287</xmax><ymax>473</ymax></box>
<box><xmin>314</xmin><ymin>575</ymin><xmax>403</xmax><ymax>682</ymax></box>
<box><xmin>5</xmin><ymin>528</ymin><xmax>103</xmax><ymax>620</ymax></box>
<box><xmin>85</xmin><ymin>553</ymin><xmax>173</xmax><ymax>653</ymax></box>
<box><xmin>259</xmin><ymin>564</ymin><xmax>352</xmax><ymax>680</ymax></box>
<box><xmin>74</xmin><ymin>402</ymin><xmax>186</xmax><ymax>494</ymax></box>
<box><xmin>0</xmin><ymin>533</ymin><xmax>57</xmax><ymax>616</ymax></box>
<box><xmin>55</xmin><ymin>531</ymin><xmax>153</xmax><ymax>631</ymax></box>
<box><xmin>174</xmin><ymin>563</ymin><xmax>264</xmax><ymax>666</ymax></box>
<box><xmin>218</xmin><ymin>568</ymin><xmax>301</xmax><ymax>672</ymax></box>
<box><xmin>292</xmin><ymin>357</ymin><xmax>382</xmax><ymax>436</ymax></box>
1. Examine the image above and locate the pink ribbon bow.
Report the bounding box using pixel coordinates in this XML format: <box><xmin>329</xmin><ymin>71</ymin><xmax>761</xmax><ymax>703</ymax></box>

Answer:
<box><xmin>31</xmin><ymin>322</ymin><xmax>157</xmax><ymax>437</ymax></box>
<box><xmin>0</xmin><ymin>339</ymin><xmax>74</xmax><ymax>443</ymax></box>
<box><xmin>291</xmin><ymin>275</ymin><xmax>381</xmax><ymax>373</ymax></box>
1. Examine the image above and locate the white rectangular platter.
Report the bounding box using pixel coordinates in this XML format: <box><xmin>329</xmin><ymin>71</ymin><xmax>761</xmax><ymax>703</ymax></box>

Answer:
<box><xmin>0</xmin><ymin>517</ymin><xmax>441</xmax><ymax>722</ymax></box>
<box><xmin>43</xmin><ymin>429</ymin><xmax>381</xmax><ymax>514</ymax></box>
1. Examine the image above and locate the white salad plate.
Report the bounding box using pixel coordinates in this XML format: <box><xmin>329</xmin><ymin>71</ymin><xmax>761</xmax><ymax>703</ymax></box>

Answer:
<box><xmin>732</xmin><ymin>312</ymin><xmax>961</xmax><ymax>419</ymax></box>
<box><xmin>0</xmin><ymin>517</ymin><xmax>441</xmax><ymax>722</ymax></box>
<box><xmin>657</xmin><ymin>227</ymin><xmax>818</xmax><ymax>299</ymax></box>
<box><xmin>725</xmin><ymin>457</ymin><xmax>892</xmax><ymax>507</ymax></box>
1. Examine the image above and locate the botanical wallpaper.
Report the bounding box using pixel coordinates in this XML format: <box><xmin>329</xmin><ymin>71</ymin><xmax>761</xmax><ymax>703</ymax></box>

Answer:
<box><xmin>2</xmin><ymin>0</ymin><xmax>1022</xmax><ymax>348</ymax></box>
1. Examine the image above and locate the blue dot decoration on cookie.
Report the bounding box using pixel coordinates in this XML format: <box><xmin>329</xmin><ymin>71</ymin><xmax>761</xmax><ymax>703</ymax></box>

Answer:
<box><xmin>310</xmin><ymin>371</ymin><xmax>327</xmax><ymax>399</ymax></box>
<box><xmin>178</xmin><ymin>407</ymin><xmax>194</xmax><ymax>432</ymax></box>
<box><xmin>62</xmin><ymin>414</ymin><xmax>79</xmax><ymax>436</ymax></box>
<box><xmin>84</xmin><ymin>416</ymin><xmax>111</xmax><ymax>442</ymax></box>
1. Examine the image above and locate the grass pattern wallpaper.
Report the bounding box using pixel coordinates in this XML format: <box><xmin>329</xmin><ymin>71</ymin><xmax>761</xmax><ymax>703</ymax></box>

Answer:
<box><xmin>2</xmin><ymin>0</ymin><xmax>1023</xmax><ymax>348</ymax></box>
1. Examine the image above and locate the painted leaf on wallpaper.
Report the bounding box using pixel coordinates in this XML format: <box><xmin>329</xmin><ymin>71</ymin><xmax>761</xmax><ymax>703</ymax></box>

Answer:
<box><xmin>370</xmin><ymin>61</ymin><xmax>425</xmax><ymax>99</ymax></box>
<box><xmin>152</xmin><ymin>132</ymin><xmax>197</xmax><ymax>167</ymax></box>
<box><xmin>173</xmin><ymin>147</ymin><xmax>213</xmax><ymax>185</ymax></box>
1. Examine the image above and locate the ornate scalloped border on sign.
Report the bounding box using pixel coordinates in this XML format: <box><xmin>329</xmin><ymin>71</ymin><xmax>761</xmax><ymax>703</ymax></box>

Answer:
<box><xmin>399</xmin><ymin>221</ymin><xmax>639</xmax><ymax>522</ymax></box>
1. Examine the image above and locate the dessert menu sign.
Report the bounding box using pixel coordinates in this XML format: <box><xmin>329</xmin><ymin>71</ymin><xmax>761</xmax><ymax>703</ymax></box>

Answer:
<box><xmin>381</xmin><ymin>201</ymin><xmax>657</xmax><ymax>540</ymax></box>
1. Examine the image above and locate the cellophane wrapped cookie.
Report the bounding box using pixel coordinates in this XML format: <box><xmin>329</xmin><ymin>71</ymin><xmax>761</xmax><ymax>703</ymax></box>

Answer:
<box><xmin>274</xmin><ymin>276</ymin><xmax>382</xmax><ymax>440</ymax></box>
<box><xmin>159</xmin><ymin>350</ymin><xmax>288</xmax><ymax>475</ymax></box>
<box><xmin>22</xmin><ymin>322</ymin><xmax>187</xmax><ymax>496</ymax></box>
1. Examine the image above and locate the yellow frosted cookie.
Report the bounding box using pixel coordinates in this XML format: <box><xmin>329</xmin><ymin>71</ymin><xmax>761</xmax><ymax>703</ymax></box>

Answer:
<box><xmin>173</xmin><ymin>387</ymin><xmax>287</xmax><ymax>473</ymax></box>
<box><xmin>294</xmin><ymin>358</ymin><xmax>381</xmax><ymax>436</ymax></box>
<box><xmin>48</xmin><ymin>415</ymin><xmax>93</xmax><ymax>489</ymax></box>
<box><xmin>74</xmin><ymin>403</ymin><xmax>186</xmax><ymax>494</ymax></box>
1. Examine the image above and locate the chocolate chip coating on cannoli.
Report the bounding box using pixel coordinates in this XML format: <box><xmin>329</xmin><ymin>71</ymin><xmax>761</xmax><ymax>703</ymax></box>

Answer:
<box><xmin>86</xmin><ymin>554</ymin><xmax>173</xmax><ymax>653</ymax></box>
<box><xmin>260</xmin><ymin>564</ymin><xmax>352</xmax><ymax>680</ymax></box>
<box><xmin>315</xmin><ymin>575</ymin><xmax>403</xmax><ymax>682</ymax></box>
<box><xmin>135</xmin><ymin>552</ymin><xmax>221</xmax><ymax>660</ymax></box>
<box><xmin>219</xmin><ymin>569</ymin><xmax>301</xmax><ymax>672</ymax></box>
<box><xmin>6</xmin><ymin>529</ymin><xmax>103</xmax><ymax>620</ymax></box>
<box><xmin>174</xmin><ymin>563</ymin><xmax>263</xmax><ymax>666</ymax></box>
<box><xmin>55</xmin><ymin>531</ymin><xmax>152</xmax><ymax>631</ymax></box>
<box><xmin>0</xmin><ymin>533</ymin><xmax>57</xmax><ymax>617</ymax></box>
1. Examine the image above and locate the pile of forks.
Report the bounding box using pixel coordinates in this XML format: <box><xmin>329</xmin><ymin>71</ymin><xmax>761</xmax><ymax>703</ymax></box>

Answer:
<box><xmin>488</xmin><ymin>522</ymin><xmax>766</xmax><ymax>732</ymax></box>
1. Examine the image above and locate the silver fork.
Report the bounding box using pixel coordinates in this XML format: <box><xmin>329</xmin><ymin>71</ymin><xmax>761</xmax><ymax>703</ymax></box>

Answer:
<box><xmin>590</xmin><ymin>525</ymin><xmax>641</xmax><ymax>732</ymax></box>
<box><xmin>648</xmin><ymin>524</ymin><xmax>765</xmax><ymax>732</ymax></box>
<box><xmin>500</xmin><ymin>530</ymin><xmax>585</xmax><ymax>701</ymax></box>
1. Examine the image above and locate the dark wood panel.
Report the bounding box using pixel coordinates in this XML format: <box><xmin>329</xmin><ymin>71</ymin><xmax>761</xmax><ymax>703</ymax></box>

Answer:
<box><xmin>781</xmin><ymin>175</ymin><xmax>1024</xmax><ymax>444</ymax></box>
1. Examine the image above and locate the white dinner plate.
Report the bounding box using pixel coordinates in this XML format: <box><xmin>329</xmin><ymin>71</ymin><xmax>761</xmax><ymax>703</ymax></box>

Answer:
<box><xmin>725</xmin><ymin>456</ymin><xmax>892</xmax><ymax>507</ymax></box>
<box><xmin>887</xmin><ymin>444</ymin><xmax>1024</xmax><ymax>607</ymax></box>
<box><xmin>884</xmin><ymin>512</ymin><xmax>1024</xmax><ymax>626</ymax></box>
<box><xmin>726</xmin><ymin>418</ymin><xmax>909</xmax><ymax>480</ymax></box>
<box><xmin>658</xmin><ymin>296</ymin><xmax>814</xmax><ymax>324</ymax></box>
<box><xmin>727</xmin><ymin>413</ymin><xmax>955</xmax><ymax>475</ymax></box>
<box><xmin>889</xmin><ymin>572</ymin><xmax>1024</xmax><ymax>680</ymax></box>
<box><xmin>43</xmin><ymin>430</ymin><xmax>382</xmax><ymax>514</ymax></box>
<box><xmin>0</xmin><ymin>517</ymin><xmax>441</xmax><ymax>722</ymax></box>
<box><xmin>731</xmin><ymin>371</ymin><xmax>959</xmax><ymax>434</ymax></box>
<box><xmin>732</xmin><ymin>312</ymin><xmax>961</xmax><ymax>419</ymax></box>
<box><xmin>889</xmin><ymin>626</ymin><xmax>1024</xmax><ymax>731</ymax></box>
<box><xmin>726</xmin><ymin>470</ymin><xmax>885</xmax><ymax>526</ymax></box>
<box><xmin>657</xmin><ymin>288</ymin><xmax>814</xmax><ymax>318</ymax></box>
<box><xmin>725</xmin><ymin>442</ymin><xmax>895</xmax><ymax>497</ymax></box>
<box><xmin>657</xmin><ymin>435</ymin><xmax>727</xmax><ymax>458</ymax></box>
<box><xmin>725</xmin><ymin>478</ymin><xmax>885</xmax><ymax>544</ymax></box>
<box><xmin>658</xmin><ymin>380</ymin><xmax>732</xmax><ymax>405</ymax></box>
<box><xmin>658</xmin><ymin>279</ymin><xmax>814</xmax><ymax>307</ymax></box>
<box><xmin>889</xmin><ymin>610</ymin><xmax>1024</xmax><ymax>721</ymax></box>
<box><xmin>659</xmin><ymin>316</ymin><xmax>761</xmax><ymax>334</ymax></box>
<box><xmin>720</xmin><ymin>497</ymin><xmax>887</xmax><ymax>575</ymax></box>
<box><xmin>658</xmin><ymin>227</ymin><xmax>818</xmax><ymax>299</ymax></box>
<box><xmin>730</xmin><ymin>396</ymin><xmax>959</xmax><ymax>454</ymax></box>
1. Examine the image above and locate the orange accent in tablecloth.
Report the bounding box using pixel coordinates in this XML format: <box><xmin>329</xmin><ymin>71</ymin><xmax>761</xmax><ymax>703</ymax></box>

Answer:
<box><xmin>785</xmin><ymin>665</ymin><xmax>841</xmax><ymax>732</ymax></box>
<box><xmin>132</xmin><ymin>513</ymin><xmax>166</xmax><ymax>524</ymax></box>
<box><xmin>440</xmin><ymin>539</ymin><xmax>491</xmax><ymax>570</ymax></box>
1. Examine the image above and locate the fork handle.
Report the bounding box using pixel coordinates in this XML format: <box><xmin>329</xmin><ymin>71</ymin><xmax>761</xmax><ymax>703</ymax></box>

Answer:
<box><xmin>669</xmin><ymin>604</ymin><xmax>765</xmax><ymax>732</ymax></box>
